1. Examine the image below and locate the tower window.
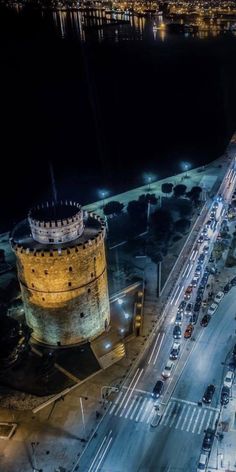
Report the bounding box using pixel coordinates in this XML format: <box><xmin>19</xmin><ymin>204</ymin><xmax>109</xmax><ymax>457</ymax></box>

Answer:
<box><xmin>68</xmin><ymin>282</ymin><xmax>72</xmax><ymax>287</ymax></box>
<box><xmin>31</xmin><ymin>269</ymin><xmax>35</xmax><ymax>273</ymax></box>
<box><xmin>44</xmin><ymin>270</ymin><xmax>48</xmax><ymax>275</ymax></box>
<box><xmin>42</xmin><ymin>297</ymin><xmax>45</xmax><ymax>301</ymax></box>
<box><xmin>32</xmin><ymin>283</ymin><xmax>34</xmax><ymax>288</ymax></box>
<box><xmin>69</xmin><ymin>266</ymin><xmax>73</xmax><ymax>272</ymax></box>
<box><xmin>88</xmin><ymin>288</ymin><xmax>91</xmax><ymax>294</ymax></box>
<box><xmin>80</xmin><ymin>313</ymin><xmax>84</xmax><ymax>318</ymax></box>
<box><xmin>91</xmin><ymin>273</ymin><xmax>94</xmax><ymax>278</ymax></box>
<box><xmin>49</xmin><ymin>238</ymin><xmax>54</xmax><ymax>243</ymax></box>
<box><xmin>94</xmin><ymin>257</ymin><xmax>96</xmax><ymax>261</ymax></box>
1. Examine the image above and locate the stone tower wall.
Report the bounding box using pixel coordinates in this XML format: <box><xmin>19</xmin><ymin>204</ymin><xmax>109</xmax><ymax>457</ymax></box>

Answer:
<box><xmin>12</xmin><ymin>228</ymin><xmax>110</xmax><ymax>346</ymax></box>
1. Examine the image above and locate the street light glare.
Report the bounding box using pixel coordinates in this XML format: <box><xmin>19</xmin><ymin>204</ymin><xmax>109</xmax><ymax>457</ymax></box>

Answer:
<box><xmin>117</xmin><ymin>298</ymin><xmax>124</xmax><ymax>305</ymax></box>
<box><xmin>124</xmin><ymin>313</ymin><xmax>129</xmax><ymax>319</ymax></box>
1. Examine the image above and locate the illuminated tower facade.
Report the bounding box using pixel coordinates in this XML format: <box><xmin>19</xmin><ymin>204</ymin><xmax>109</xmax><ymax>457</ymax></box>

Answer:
<box><xmin>10</xmin><ymin>201</ymin><xmax>110</xmax><ymax>346</ymax></box>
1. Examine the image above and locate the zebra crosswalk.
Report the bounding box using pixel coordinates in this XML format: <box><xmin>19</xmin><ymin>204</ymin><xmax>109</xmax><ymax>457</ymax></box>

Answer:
<box><xmin>109</xmin><ymin>393</ymin><xmax>219</xmax><ymax>435</ymax></box>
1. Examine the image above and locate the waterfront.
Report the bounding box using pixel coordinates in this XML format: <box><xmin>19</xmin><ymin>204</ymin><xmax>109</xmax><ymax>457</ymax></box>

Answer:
<box><xmin>1</xmin><ymin>2</ymin><xmax>236</xmax><ymax>228</ymax></box>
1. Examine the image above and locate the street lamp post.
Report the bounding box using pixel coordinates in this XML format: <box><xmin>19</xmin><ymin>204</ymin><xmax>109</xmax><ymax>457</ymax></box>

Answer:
<box><xmin>101</xmin><ymin>385</ymin><xmax>119</xmax><ymax>403</ymax></box>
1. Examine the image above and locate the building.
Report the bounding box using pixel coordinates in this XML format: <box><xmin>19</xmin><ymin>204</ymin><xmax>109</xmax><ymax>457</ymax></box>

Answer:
<box><xmin>10</xmin><ymin>201</ymin><xmax>110</xmax><ymax>347</ymax></box>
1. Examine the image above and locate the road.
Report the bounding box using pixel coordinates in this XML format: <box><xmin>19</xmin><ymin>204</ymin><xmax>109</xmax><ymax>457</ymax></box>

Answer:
<box><xmin>77</xmin><ymin>150</ymin><xmax>236</xmax><ymax>471</ymax></box>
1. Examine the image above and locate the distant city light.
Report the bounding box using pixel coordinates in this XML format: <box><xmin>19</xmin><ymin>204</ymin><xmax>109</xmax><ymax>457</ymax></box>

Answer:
<box><xmin>105</xmin><ymin>342</ymin><xmax>111</xmax><ymax>349</ymax></box>
<box><xmin>120</xmin><ymin>328</ymin><xmax>125</xmax><ymax>334</ymax></box>
<box><xmin>124</xmin><ymin>313</ymin><xmax>129</xmax><ymax>319</ymax></box>
<box><xmin>117</xmin><ymin>298</ymin><xmax>124</xmax><ymax>305</ymax></box>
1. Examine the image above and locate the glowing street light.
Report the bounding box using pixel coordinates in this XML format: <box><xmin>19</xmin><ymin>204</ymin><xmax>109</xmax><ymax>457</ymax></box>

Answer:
<box><xmin>181</xmin><ymin>162</ymin><xmax>191</xmax><ymax>178</ymax></box>
<box><xmin>117</xmin><ymin>298</ymin><xmax>124</xmax><ymax>305</ymax></box>
<box><xmin>99</xmin><ymin>190</ymin><xmax>108</xmax><ymax>209</ymax></box>
<box><xmin>124</xmin><ymin>312</ymin><xmax>129</xmax><ymax>319</ymax></box>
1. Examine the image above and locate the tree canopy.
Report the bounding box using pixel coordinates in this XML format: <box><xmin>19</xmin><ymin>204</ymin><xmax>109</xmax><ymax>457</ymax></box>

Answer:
<box><xmin>173</xmin><ymin>184</ymin><xmax>187</xmax><ymax>198</ymax></box>
<box><xmin>103</xmin><ymin>201</ymin><xmax>124</xmax><ymax>216</ymax></box>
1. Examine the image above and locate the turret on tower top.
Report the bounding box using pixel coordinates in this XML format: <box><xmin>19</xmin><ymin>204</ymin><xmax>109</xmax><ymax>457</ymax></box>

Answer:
<box><xmin>28</xmin><ymin>201</ymin><xmax>84</xmax><ymax>245</ymax></box>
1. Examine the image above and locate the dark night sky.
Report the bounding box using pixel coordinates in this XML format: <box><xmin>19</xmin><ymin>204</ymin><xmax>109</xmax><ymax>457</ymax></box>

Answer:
<box><xmin>1</xmin><ymin>5</ymin><xmax>236</xmax><ymax>230</ymax></box>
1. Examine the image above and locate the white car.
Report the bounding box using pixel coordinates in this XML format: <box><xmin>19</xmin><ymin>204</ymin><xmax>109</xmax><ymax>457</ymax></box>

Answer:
<box><xmin>197</xmin><ymin>453</ymin><xmax>208</xmax><ymax>472</ymax></box>
<box><xmin>207</xmin><ymin>303</ymin><xmax>218</xmax><ymax>316</ymax></box>
<box><xmin>191</xmin><ymin>277</ymin><xmax>199</xmax><ymax>288</ymax></box>
<box><xmin>162</xmin><ymin>360</ymin><xmax>174</xmax><ymax>379</ymax></box>
<box><xmin>224</xmin><ymin>370</ymin><xmax>234</xmax><ymax>389</ymax></box>
<box><xmin>214</xmin><ymin>291</ymin><xmax>224</xmax><ymax>304</ymax></box>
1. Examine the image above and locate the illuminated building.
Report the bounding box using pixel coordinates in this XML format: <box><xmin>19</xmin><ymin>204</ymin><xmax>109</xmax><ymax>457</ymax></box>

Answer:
<box><xmin>10</xmin><ymin>201</ymin><xmax>110</xmax><ymax>346</ymax></box>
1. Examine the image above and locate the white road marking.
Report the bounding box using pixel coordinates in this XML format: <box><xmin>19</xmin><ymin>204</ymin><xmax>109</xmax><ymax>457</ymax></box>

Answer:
<box><xmin>109</xmin><ymin>390</ymin><xmax>123</xmax><ymax>415</ymax></box>
<box><xmin>169</xmin><ymin>403</ymin><xmax>181</xmax><ymax>428</ymax></box>
<box><xmin>124</xmin><ymin>396</ymin><xmax>136</xmax><ymax>419</ymax></box>
<box><xmin>164</xmin><ymin>402</ymin><xmax>176</xmax><ymax>427</ymax></box>
<box><xmin>148</xmin><ymin>333</ymin><xmax>160</xmax><ymax>364</ymax></box>
<box><xmin>175</xmin><ymin>404</ymin><xmax>186</xmax><ymax>429</ymax></box>
<box><xmin>94</xmin><ymin>436</ymin><xmax>113</xmax><ymax>472</ymax></box>
<box><xmin>170</xmin><ymin>285</ymin><xmax>181</xmax><ymax>305</ymax></box>
<box><xmin>159</xmin><ymin>402</ymin><xmax>172</xmax><ymax>425</ymax></box>
<box><xmin>153</xmin><ymin>333</ymin><xmax>165</xmax><ymax>364</ymax></box>
<box><xmin>186</xmin><ymin>262</ymin><xmax>194</xmax><ymax>279</ymax></box>
<box><xmin>146</xmin><ymin>405</ymin><xmax>155</xmax><ymax>424</ymax></box>
<box><xmin>88</xmin><ymin>430</ymin><xmax>112</xmax><ymax>472</ymax></box>
<box><xmin>212</xmin><ymin>411</ymin><xmax>219</xmax><ymax>429</ymax></box>
<box><xmin>182</xmin><ymin>263</ymin><xmax>190</xmax><ymax>279</ymax></box>
<box><xmin>175</xmin><ymin>288</ymin><xmax>183</xmax><ymax>305</ymax></box>
<box><xmin>197</xmin><ymin>410</ymin><xmax>207</xmax><ymax>434</ymax></box>
<box><xmin>192</xmin><ymin>409</ymin><xmax>201</xmax><ymax>434</ymax></box>
<box><xmin>172</xmin><ymin>397</ymin><xmax>198</xmax><ymax>407</ymax></box>
<box><xmin>181</xmin><ymin>406</ymin><xmax>191</xmax><ymax>431</ymax></box>
<box><xmin>186</xmin><ymin>407</ymin><xmax>196</xmax><ymax>432</ymax></box>
<box><xmin>115</xmin><ymin>368</ymin><xmax>143</xmax><ymax>416</ymax></box>
<box><xmin>129</xmin><ymin>396</ymin><xmax>143</xmax><ymax>420</ymax></box>
<box><xmin>140</xmin><ymin>399</ymin><xmax>152</xmax><ymax>423</ymax></box>
<box><xmin>135</xmin><ymin>398</ymin><xmax>147</xmax><ymax>422</ymax></box>
<box><xmin>205</xmin><ymin>410</ymin><xmax>213</xmax><ymax>430</ymax></box>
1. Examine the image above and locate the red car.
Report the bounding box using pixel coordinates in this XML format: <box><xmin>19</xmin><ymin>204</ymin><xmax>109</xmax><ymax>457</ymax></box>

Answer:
<box><xmin>184</xmin><ymin>324</ymin><xmax>194</xmax><ymax>339</ymax></box>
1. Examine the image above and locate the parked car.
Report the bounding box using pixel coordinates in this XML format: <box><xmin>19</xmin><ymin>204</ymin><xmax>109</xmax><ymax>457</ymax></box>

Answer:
<box><xmin>178</xmin><ymin>300</ymin><xmax>186</xmax><ymax>312</ymax></box>
<box><xmin>184</xmin><ymin>286</ymin><xmax>192</xmax><ymax>300</ymax></box>
<box><xmin>173</xmin><ymin>325</ymin><xmax>181</xmax><ymax>339</ymax></box>
<box><xmin>175</xmin><ymin>311</ymin><xmax>183</xmax><ymax>324</ymax></box>
<box><xmin>224</xmin><ymin>371</ymin><xmax>234</xmax><ymax>389</ymax></box>
<box><xmin>195</xmin><ymin>265</ymin><xmax>202</xmax><ymax>276</ymax></box>
<box><xmin>223</xmin><ymin>283</ymin><xmax>231</xmax><ymax>294</ymax></box>
<box><xmin>194</xmin><ymin>302</ymin><xmax>201</xmax><ymax>312</ymax></box>
<box><xmin>197</xmin><ymin>453</ymin><xmax>208</xmax><ymax>472</ymax></box>
<box><xmin>214</xmin><ymin>291</ymin><xmax>224</xmax><ymax>304</ymax></box>
<box><xmin>191</xmin><ymin>277</ymin><xmax>199</xmax><ymax>288</ymax></box>
<box><xmin>169</xmin><ymin>342</ymin><xmax>180</xmax><ymax>360</ymax></box>
<box><xmin>198</xmin><ymin>254</ymin><xmax>205</xmax><ymax>265</ymax></box>
<box><xmin>207</xmin><ymin>303</ymin><xmax>218</xmax><ymax>316</ymax></box>
<box><xmin>202</xmin><ymin>384</ymin><xmax>215</xmax><ymax>404</ymax></box>
<box><xmin>162</xmin><ymin>360</ymin><xmax>174</xmax><ymax>379</ymax></box>
<box><xmin>185</xmin><ymin>303</ymin><xmax>193</xmax><ymax>316</ymax></box>
<box><xmin>203</xmin><ymin>245</ymin><xmax>209</xmax><ymax>255</ymax></box>
<box><xmin>205</xmin><ymin>220</ymin><xmax>212</xmax><ymax>228</ymax></box>
<box><xmin>197</xmin><ymin>234</ymin><xmax>204</xmax><ymax>244</ymax></box>
<box><xmin>152</xmin><ymin>380</ymin><xmax>164</xmax><ymax>398</ymax></box>
<box><xmin>184</xmin><ymin>324</ymin><xmax>194</xmax><ymax>339</ymax></box>
<box><xmin>209</xmin><ymin>254</ymin><xmax>214</xmax><ymax>263</ymax></box>
<box><xmin>190</xmin><ymin>313</ymin><xmax>198</xmax><ymax>325</ymax></box>
<box><xmin>221</xmin><ymin>386</ymin><xmax>230</xmax><ymax>406</ymax></box>
<box><xmin>201</xmin><ymin>314</ymin><xmax>211</xmax><ymax>327</ymax></box>
<box><xmin>202</xmin><ymin>428</ymin><xmax>215</xmax><ymax>451</ymax></box>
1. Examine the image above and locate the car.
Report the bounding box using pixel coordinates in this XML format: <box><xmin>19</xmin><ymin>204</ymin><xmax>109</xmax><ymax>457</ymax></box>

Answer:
<box><xmin>162</xmin><ymin>360</ymin><xmax>174</xmax><ymax>379</ymax></box>
<box><xmin>194</xmin><ymin>302</ymin><xmax>201</xmax><ymax>312</ymax></box>
<box><xmin>190</xmin><ymin>313</ymin><xmax>198</xmax><ymax>325</ymax></box>
<box><xmin>202</xmin><ymin>384</ymin><xmax>215</xmax><ymax>404</ymax></box>
<box><xmin>173</xmin><ymin>324</ymin><xmax>181</xmax><ymax>339</ymax></box>
<box><xmin>184</xmin><ymin>324</ymin><xmax>194</xmax><ymax>339</ymax></box>
<box><xmin>209</xmin><ymin>265</ymin><xmax>217</xmax><ymax>275</ymax></box>
<box><xmin>197</xmin><ymin>234</ymin><xmax>204</xmax><ymax>244</ymax></box>
<box><xmin>205</xmin><ymin>220</ymin><xmax>212</xmax><ymax>228</ymax></box>
<box><xmin>224</xmin><ymin>371</ymin><xmax>234</xmax><ymax>389</ymax></box>
<box><xmin>178</xmin><ymin>300</ymin><xmax>186</xmax><ymax>313</ymax></box>
<box><xmin>184</xmin><ymin>286</ymin><xmax>192</xmax><ymax>300</ymax></box>
<box><xmin>203</xmin><ymin>227</ymin><xmax>208</xmax><ymax>234</ymax></box>
<box><xmin>210</xmin><ymin>212</ymin><xmax>216</xmax><ymax>220</ymax></box>
<box><xmin>209</xmin><ymin>254</ymin><xmax>214</xmax><ymax>263</ymax></box>
<box><xmin>196</xmin><ymin>294</ymin><xmax>202</xmax><ymax>304</ymax></box>
<box><xmin>204</xmin><ymin>234</ymin><xmax>210</xmax><ymax>241</ymax></box>
<box><xmin>202</xmin><ymin>428</ymin><xmax>215</xmax><ymax>451</ymax></box>
<box><xmin>185</xmin><ymin>303</ymin><xmax>193</xmax><ymax>316</ymax></box>
<box><xmin>198</xmin><ymin>254</ymin><xmax>205</xmax><ymax>265</ymax></box>
<box><xmin>152</xmin><ymin>380</ymin><xmax>164</xmax><ymax>398</ymax></box>
<box><xmin>207</xmin><ymin>303</ymin><xmax>218</xmax><ymax>316</ymax></box>
<box><xmin>203</xmin><ymin>245</ymin><xmax>209</xmax><ymax>255</ymax></box>
<box><xmin>190</xmin><ymin>277</ymin><xmax>199</xmax><ymax>288</ymax></box>
<box><xmin>214</xmin><ymin>291</ymin><xmax>224</xmax><ymax>304</ymax></box>
<box><xmin>170</xmin><ymin>342</ymin><xmax>180</xmax><ymax>360</ymax></box>
<box><xmin>201</xmin><ymin>314</ymin><xmax>211</xmax><ymax>327</ymax></box>
<box><xmin>223</xmin><ymin>283</ymin><xmax>231</xmax><ymax>294</ymax></box>
<box><xmin>195</xmin><ymin>265</ymin><xmax>202</xmax><ymax>275</ymax></box>
<box><xmin>175</xmin><ymin>311</ymin><xmax>183</xmax><ymax>324</ymax></box>
<box><xmin>197</xmin><ymin>453</ymin><xmax>208</xmax><ymax>472</ymax></box>
<box><xmin>221</xmin><ymin>386</ymin><xmax>230</xmax><ymax>406</ymax></box>
<box><xmin>199</xmin><ymin>280</ymin><xmax>206</xmax><ymax>290</ymax></box>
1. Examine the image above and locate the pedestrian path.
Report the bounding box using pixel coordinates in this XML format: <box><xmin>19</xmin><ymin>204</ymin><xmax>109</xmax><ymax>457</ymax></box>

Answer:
<box><xmin>108</xmin><ymin>393</ymin><xmax>219</xmax><ymax>435</ymax></box>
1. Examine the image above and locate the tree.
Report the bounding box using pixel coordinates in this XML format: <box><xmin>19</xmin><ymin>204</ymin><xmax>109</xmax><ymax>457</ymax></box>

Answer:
<box><xmin>173</xmin><ymin>184</ymin><xmax>187</xmax><ymax>198</ymax></box>
<box><xmin>187</xmin><ymin>186</ymin><xmax>202</xmax><ymax>205</ymax></box>
<box><xmin>103</xmin><ymin>201</ymin><xmax>124</xmax><ymax>216</ymax></box>
<box><xmin>174</xmin><ymin>218</ymin><xmax>190</xmax><ymax>234</ymax></box>
<box><xmin>127</xmin><ymin>199</ymin><xmax>147</xmax><ymax>219</ymax></box>
<box><xmin>150</xmin><ymin>208</ymin><xmax>173</xmax><ymax>238</ymax></box>
<box><xmin>161</xmin><ymin>183</ymin><xmax>173</xmax><ymax>197</ymax></box>
<box><xmin>176</xmin><ymin>198</ymin><xmax>193</xmax><ymax>218</ymax></box>
<box><xmin>139</xmin><ymin>193</ymin><xmax>157</xmax><ymax>205</ymax></box>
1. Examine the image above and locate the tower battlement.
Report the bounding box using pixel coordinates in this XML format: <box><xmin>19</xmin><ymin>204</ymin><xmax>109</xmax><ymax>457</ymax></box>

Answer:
<box><xmin>28</xmin><ymin>201</ymin><xmax>84</xmax><ymax>244</ymax></box>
